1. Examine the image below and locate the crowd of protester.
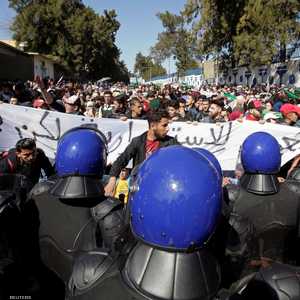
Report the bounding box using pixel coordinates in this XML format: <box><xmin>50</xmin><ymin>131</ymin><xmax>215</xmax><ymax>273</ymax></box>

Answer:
<box><xmin>1</xmin><ymin>77</ymin><xmax>300</xmax><ymax>127</ymax></box>
<box><xmin>1</xmin><ymin>78</ymin><xmax>300</xmax><ymax>298</ymax></box>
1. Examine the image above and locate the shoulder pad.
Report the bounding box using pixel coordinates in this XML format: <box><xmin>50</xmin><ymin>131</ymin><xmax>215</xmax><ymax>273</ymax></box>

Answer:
<box><xmin>91</xmin><ymin>197</ymin><xmax>123</xmax><ymax>221</ymax></box>
<box><xmin>68</xmin><ymin>250</ymin><xmax>117</xmax><ymax>296</ymax></box>
<box><xmin>28</xmin><ymin>179</ymin><xmax>55</xmax><ymax>198</ymax></box>
<box><xmin>251</xmin><ymin>263</ymin><xmax>300</xmax><ymax>300</ymax></box>
<box><xmin>226</xmin><ymin>184</ymin><xmax>241</xmax><ymax>204</ymax></box>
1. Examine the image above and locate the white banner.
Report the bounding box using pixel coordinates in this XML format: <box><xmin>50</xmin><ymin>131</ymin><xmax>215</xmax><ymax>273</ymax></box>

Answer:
<box><xmin>1</xmin><ymin>104</ymin><xmax>300</xmax><ymax>170</ymax></box>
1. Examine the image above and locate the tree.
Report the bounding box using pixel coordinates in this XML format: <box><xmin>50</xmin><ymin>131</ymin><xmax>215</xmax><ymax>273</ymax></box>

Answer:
<box><xmin>134</xmin><ymin>52</ymin><xmax>166</xmax><ymax>81</ymax></box>
<box><xmin>9</xmin><ymin>0</ymin><xmax>33</xmax><ymax>13</ymax></box>
<box><xmin>151</xmin><ymin>11</ymin><xmax>199</xmax><ymax>75</ymax></box>
<box><xmin>182</xmin><ymin>0</ymin><xmax>248</xmax><ymax>67</ymax></box>
<box><xmin>9</xmin><ymin>0</ymin><xmax>129</xmax><ymax>81</ymax></box>
<box><xmin>234</xmin><ymin>0</ymin><xmax>300</xmax><ymax>65</ymax></box>
<box><xmin>182</xmin><ymin>0</ymin><xmax>300</xmax><ymax>67</ymax></box>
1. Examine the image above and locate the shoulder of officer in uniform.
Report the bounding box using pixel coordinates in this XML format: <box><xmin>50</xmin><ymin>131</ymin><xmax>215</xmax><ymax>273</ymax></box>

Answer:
<box><xmin>28</xmin><ymin>177</ymin><xmax>56</xmax><ymax>198</ymax></box>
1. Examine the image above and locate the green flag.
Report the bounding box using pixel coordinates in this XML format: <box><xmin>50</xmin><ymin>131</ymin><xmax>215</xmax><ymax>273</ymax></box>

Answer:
<box><xmin>224</xmin><ymin>92</ymin><xmax>237</xmax><ymax>101</ymax></box>
<box><xmin>284</xmin><ymin>89</ymin><xmax>299</xmax><ymax>100</ymax></box>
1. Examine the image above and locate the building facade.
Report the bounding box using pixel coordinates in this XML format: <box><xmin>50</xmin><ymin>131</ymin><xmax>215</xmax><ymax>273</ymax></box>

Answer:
<box><xmin>0</xmin><ymin>41</ymin><xmax>33</xmax><ymax>81</ymax></box>
<box><xmin>146</xmin><ymin>60</ymin><xmax>300</xmax><ymax>88</ymax></box>
<box><xmin>0</xmin><ymin>40</ymin><xmax>58</xmax><ymax>81</ymax></box>
<box><xmin>218</xmin><ymin>60</ymin><xmax>300</xmax><ymax>87</ymax></box>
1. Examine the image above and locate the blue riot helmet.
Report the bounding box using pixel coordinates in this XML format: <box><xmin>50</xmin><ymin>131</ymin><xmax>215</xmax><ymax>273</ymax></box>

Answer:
<box><xmin>192</xmin><ymin>148</ymin><xmax>222</xmax><ymax>183</ymax></box>
<box><xmin>241</xmin><ymin>132</ymin><xmax>281</xmax><ymax>174</ymax></box>
<box><xmin>130</xmin><ymin>145</ymin><xmax>222</xmax><ymax>251</ymax></box>
<box><xmin>50</xmin><ymin>126</ymin><xmax>108</xmax><ymax>205</ymax></box>
<box><xmin>55</xmin><ymin>126</ymin><xmax>107</xmax><ymax>177</ymax></box>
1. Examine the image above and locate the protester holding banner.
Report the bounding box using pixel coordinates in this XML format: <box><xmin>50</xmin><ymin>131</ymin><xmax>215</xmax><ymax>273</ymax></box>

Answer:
<box><xmin>125</xmin><ymin>97</ymin><xmax>145</xmax><ymax>119</ymax></box>
<box><xmin>1</xmin><ymin>76</ymin><xmax>300</xmax><ymax>129</ymax></box>
<box><xmin>104</xmin><ymin>110</ymin><xmax>179</xmax><ymax>196</ymax></box>
<box><xmin>279</xmin><ymin>103</ymin><xmax>300</xmax><ymax>127</ymax></box>
<box><xmin>202</xmin><ymin>99</ymin><xmax>227</xmax><ymax>123</ymax></box>
<box><xmin>62</xmin><ymin>95</ymin><xmax>83</xmax><ymax>115</ymax></box>
<box><xmin>287</xmin><ymin>154</ymin><xmax>300</xmax><ymax>177</ymax></box>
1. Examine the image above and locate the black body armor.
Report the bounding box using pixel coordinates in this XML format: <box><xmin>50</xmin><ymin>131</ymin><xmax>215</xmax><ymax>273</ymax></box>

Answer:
<box><xmin>68</xmin><ymin>242</ymin><xmax>221</xmax><ymax>300</ymax></box>
<box><xmin>30</xmin><ymin>177</ymin><xmax>127</xmax><ymax>284</ymax></box>
<box><xmin>227</xmin><ymin>174</ymin><xmax>300</xmax><ymax>271</ymax></box>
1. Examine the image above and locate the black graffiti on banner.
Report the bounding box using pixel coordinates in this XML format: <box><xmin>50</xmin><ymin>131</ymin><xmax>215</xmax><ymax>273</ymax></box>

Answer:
<box><xmin>280</xmin><ymin>136</ymin><xmax>300</xmax><ymax>153</ymax></box>
<box><xmin>171</xmin><ymin>122</ymin><xmax>233</xmax><ymax>152</ymax></box>
<box><xmin>204</xmin><ymin>122</ymin><xmax>233</xmax><ymax>147</ymax></box>
<box><xmin>31</xmin><ymin>111</ymin><xmax>61</xmax><ymax>141</ymax></box>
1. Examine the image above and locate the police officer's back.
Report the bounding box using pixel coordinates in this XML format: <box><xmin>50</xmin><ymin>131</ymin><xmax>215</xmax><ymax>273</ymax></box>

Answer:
<box><xmin>68</xmin><ymin>146</ymin><xmax>223</xmax><ymax>300</ymax></box>
<box><xmin>29</xmin><ymin>127</ymin><xmax>114</xmax><ymax>284</ymax></box>
<box><xmin>0</xmin><ymin>174</ymin><xmax>65</xmax><ymax>300</ymax></box>
<box><xmin>227</xmin><ymin>132</ymin><xmax>300</xmax><ymax>271</ymax></box>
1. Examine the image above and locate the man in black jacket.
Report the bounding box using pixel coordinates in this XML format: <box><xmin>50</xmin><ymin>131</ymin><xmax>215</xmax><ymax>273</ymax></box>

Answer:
<box><xmin>104</xmin><ymin>110</ymin><xmax>179</xmax><ymax>196</ymax></box>
<box><xmin>0</xmin><ymin>138</ymin><xmax>54</xmax><ymax>186</ymax></box>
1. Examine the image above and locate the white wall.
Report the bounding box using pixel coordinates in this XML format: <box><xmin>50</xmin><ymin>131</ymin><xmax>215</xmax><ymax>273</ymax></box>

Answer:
<box><xmin>179</xmin><ymin>74</ymin><xmax>204</xmax><ymax>88</ymax></box>
<box><xmin>148</xmin><ymin>74</ymin><xmax>204</xmax><ymax>87</ymax></box>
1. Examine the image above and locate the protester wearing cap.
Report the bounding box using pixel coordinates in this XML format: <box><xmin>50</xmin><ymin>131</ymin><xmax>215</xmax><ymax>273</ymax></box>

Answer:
<box><xmin>280</xmin><ymin>103</ymin><xmax>300</xmax><ymax>127</ymax></box>
<box><xmin>232</xmin><ymin>95</ymin><xmax>246</xmax><ymax>112</ymax></box>
<box><xmin>263</xmin><ymin>112</ymin><xmax>283</xmax><ymax>124</ymax></box>
<box><xmin>229</xmin><ymin>110</ymin><xmax>243</xmax><ymax>121</ymax></box>
<box><xmin>84</xmin><ymin>101</ymin><xmax>97</xmax><ymax>118</ymax></box>
<box><xmin>63</xmin><ymin>94</ymin><xmax>82</xmax><ymax>115</ymax></box>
